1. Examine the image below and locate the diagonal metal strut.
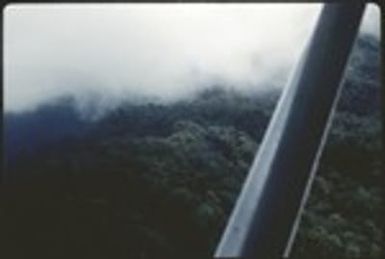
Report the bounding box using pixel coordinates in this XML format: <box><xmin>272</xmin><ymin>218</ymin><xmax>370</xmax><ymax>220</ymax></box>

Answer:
<box><xmin>214</xmin><ymin>2</ymin><xmax>366</xmax><ymax>258</ymax></box>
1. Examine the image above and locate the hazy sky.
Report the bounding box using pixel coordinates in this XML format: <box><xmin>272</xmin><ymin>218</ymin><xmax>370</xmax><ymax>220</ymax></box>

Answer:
<box><xmin>3</xmin><ymin>3</ymin><xmax>381</xmax><ymax>113</ymax></box>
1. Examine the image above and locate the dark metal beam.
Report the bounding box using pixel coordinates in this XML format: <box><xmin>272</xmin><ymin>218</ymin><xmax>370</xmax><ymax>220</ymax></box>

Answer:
<box><xmin>214</xmin><ymin>3</ymin><xmax>366</xmax><ymax>258</ymax></box>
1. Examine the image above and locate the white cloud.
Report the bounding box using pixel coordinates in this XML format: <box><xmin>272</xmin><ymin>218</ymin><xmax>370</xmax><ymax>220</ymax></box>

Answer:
<box><xmin>3</xmin><ymin>3</ymin><xmax>379</xmax><ymax>113</ymax></box>
<box><xmin>361</xmin><ymin>3</ymin><xmax>381</xmax><ymax>37</ymax></box>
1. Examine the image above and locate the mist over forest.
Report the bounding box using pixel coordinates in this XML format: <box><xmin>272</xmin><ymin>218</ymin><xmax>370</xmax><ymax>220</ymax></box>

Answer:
<box><xmin>1</xmin><ymin>4</ymin><xmax>383</xmax><ymax>259</ymax></box>
<box><xmin>3</xmin><ymin>3</ymin><xmax>380</xmax><ymax>114</ymax></box>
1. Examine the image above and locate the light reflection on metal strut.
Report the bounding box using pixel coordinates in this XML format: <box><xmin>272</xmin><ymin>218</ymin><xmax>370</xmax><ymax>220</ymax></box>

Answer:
<box><xmin>214</xmin><ymin>3</ymin><xmax>366</xmax><ymax>259</ymax></box>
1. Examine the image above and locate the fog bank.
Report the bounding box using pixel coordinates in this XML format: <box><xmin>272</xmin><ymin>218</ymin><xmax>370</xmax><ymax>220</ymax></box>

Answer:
<box><xmin>4</xmin><ymin>3</ymin><xmax>380</xmax><ymax>113</ymax></box>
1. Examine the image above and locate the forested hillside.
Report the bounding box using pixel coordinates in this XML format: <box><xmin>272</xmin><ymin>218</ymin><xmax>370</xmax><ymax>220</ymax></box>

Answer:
<box><xmin>1</xmin><ymin>34</ymin><xmax>382</xmax><ymax>259</ymax></box>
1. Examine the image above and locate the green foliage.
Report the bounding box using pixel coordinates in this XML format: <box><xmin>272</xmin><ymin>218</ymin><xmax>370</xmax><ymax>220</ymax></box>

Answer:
<box><xmin>1</xmin><ymin>34</ymin><xmax>382</xmax><ymax>259</ymax></box>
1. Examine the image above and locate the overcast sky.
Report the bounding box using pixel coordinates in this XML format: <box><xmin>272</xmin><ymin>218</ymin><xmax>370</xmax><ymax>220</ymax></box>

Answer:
<box><xmin>3</xmin><ymin>3</ymin><xmax>381</xmax><ymax>113</ymax></box>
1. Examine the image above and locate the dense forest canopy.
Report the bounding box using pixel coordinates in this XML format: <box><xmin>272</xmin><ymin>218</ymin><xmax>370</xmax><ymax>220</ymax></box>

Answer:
<box><xmin>1</xmin><ymin>34</ymin><xmax>382</xmax><ymax>259</ymax></box>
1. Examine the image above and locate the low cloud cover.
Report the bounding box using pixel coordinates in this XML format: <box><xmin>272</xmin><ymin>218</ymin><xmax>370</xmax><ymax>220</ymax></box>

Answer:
<box><xmin>4</xmin><ymin>3</ymin><xmax>380</xmax><ymax>113</ymax></box>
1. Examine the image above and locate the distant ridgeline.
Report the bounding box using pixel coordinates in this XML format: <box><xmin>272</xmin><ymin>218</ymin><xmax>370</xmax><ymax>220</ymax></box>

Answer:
<box><xmin>1</xmin><ymin>34</ymin><xmax>382</xmax><ymax>259</ymax></box>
